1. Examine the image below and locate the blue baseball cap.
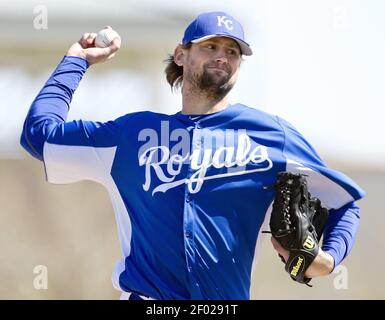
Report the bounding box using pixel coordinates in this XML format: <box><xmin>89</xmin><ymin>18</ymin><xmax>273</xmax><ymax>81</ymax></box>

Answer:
<box><xmin>182</xmin><ymin>11</ymin><xmax>253</xmax><ymax>56</ymax></box>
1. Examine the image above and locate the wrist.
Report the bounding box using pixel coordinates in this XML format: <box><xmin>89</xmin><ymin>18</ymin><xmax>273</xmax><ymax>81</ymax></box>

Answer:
<box><xmin>305</xmin><ymin>249</ymin><xmax>335</xmax><ymax>278</ymax></box>
<box><xmin>66</xmin><ymin>51</ymin><xmax>86</xmax><ymax>60</ymax></box>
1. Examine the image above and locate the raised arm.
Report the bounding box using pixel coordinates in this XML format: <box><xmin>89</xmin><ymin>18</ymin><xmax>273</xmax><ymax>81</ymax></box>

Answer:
<box><xmin>20</xmin><ymin>28</ymin><xmax>121</xmax><ymax>160</ymax></box>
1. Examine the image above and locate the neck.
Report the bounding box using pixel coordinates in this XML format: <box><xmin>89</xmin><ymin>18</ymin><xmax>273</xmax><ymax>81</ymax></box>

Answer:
<box><xmin>181</xmin><ymin>86</ymin><xmax>230</xmax><ymax>115</ymax></box>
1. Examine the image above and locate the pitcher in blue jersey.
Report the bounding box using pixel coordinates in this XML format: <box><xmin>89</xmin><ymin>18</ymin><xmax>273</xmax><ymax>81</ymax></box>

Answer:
<box><xmin>20</xmin><ymin>12</ymin><xmax>365</xmax><ymax>300</ymax></box>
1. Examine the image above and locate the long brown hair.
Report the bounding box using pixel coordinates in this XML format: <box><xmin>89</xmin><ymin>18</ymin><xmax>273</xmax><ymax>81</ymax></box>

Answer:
<box><xmin>164</xmin><ymin>43</ymin><xmax>192</xmax><ymax>90</ymax></box>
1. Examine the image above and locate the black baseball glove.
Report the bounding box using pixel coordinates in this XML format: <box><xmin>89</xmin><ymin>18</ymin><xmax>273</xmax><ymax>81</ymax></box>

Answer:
<box><xmin>264</xmin><ymin>172</ymin><xmax>329</xmax><ymax>285</ymax></box>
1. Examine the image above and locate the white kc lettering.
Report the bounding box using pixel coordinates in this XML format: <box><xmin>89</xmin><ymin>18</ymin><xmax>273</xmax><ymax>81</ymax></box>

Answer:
<box><xmin>217</xmin><ymin>16</ymin><xmax>233</xmax><ymax>30</ymax></box>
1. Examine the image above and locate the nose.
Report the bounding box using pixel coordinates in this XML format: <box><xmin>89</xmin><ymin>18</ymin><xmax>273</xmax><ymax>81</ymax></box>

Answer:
<box><xmin>215</xmin><ymin>56</ymin><xmax>228</xmax><ymax>64</ymax></box>
<box><xmin>214</xmin><ymin>50</ymin><xmax>229</xmax><ymax>64</ymax></box>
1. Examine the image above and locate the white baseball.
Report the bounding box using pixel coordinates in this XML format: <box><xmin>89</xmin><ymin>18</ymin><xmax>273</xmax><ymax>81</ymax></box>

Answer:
<box><xmin>95</xmin><ymin>28</ymin><xmax>120</xmax><ymax>48</ymax></box>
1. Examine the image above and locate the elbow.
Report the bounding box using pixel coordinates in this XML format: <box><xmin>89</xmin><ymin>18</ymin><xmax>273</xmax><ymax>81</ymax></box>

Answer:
<box><xmin>20</xmin><ymin>119</ymin><xmax>46</xmax><ymax>161</ymax></box>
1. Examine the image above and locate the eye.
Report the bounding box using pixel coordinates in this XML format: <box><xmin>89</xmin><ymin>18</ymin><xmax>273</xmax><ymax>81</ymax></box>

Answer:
<box><xmin>205</xmin><ymin>43</ymin><xmax>216</xmax><ymax>50</ymax></box>
<box><xmin>227</xmin><ymin>48</ymin><xmax>240</xmax><ymax>56</ymax></box>
<box><xmin>227</xmin><ymin>49</ymin><xmax>236</xmax><ymax>55</ymax></box>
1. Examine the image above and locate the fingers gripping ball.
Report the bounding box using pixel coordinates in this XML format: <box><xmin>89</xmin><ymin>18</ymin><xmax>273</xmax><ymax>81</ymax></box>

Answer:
<box><xmin>95</xmin><ymin>27</ymin><xmax>120</xmax><ymax>48</ymax></box>
<box><xmin>265</xmin><ymin>172</ymin><xmax>329</xmax><ymax>286</ymax></box>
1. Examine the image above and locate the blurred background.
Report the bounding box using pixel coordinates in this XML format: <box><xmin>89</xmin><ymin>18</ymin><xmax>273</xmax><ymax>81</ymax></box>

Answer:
<box><xmin>0</xmin><ymin>0</ymin><xmax>384</xmax><ymax>299</ymax></box>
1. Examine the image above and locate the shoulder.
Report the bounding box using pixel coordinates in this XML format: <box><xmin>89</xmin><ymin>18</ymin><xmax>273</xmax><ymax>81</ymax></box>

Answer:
<box><xmin>117</xmin><ymin>110</ymin><xmax>173</xmax><ymax>133</ymax></box>
<box><xmin>120</xmin><ymin>110</ymin><xmax>171</xmax><ymax>122</ymax></box>
<box><xmin>237</xmin><ymin>105</ymin><xmax>301</xmax><ymax>133</ymax></box>
<box><xmin>233</xmin><ymin>103</ymin><xmax>283</xmax><ymax>128</ymax></box>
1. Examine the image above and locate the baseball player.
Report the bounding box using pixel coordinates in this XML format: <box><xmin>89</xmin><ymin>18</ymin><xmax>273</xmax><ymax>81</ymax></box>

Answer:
<box><xmin>20</xmin><ymin>11</ymin><xmax>365</xmax><ymax>300</ymax></box>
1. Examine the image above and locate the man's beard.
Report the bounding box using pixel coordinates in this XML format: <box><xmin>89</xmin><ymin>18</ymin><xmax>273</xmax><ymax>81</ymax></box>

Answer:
<box><xmin>187</xmin><ymin>63</ymin><xmax>235</xmax><ymax>101</ymax></box>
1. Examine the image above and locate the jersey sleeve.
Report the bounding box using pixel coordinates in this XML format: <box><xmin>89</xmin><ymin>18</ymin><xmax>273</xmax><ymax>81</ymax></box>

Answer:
<box><xmin>277</xmin><ymin>116</ymin><xmax>365</xmax><ymax>209</ymax></box>
<box><xmin>277</xmin><ymin>116</ymin><xmax>365</xmax><ymax>268</ymax></box>
<box><xmin>20</xmin><ymin>56</ymin><xmax>135</xmax><ymax>184</ymax></box>
<box><xmin>322</xmin><ymin>202</ymin><xmax>360</xmax><ymax>267</ymax></box>
<box><xmin>42</xmin><ymin>116</ymin><xmax>132</xmax><ymax>184</ymax></box>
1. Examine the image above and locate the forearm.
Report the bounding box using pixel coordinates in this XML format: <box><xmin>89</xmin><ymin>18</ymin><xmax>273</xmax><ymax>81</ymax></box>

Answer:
<box><xmin>322</xmin><ymin>202</ymin><xmax>360</xmax><ymax>268</ymax></box>
<box><xmin>20</xmin><ymin>56</ymin><xmax>88</xmax><ymax>160</ymax></box>
<box><xmin>306</xmin><ymin>202</ymin><xmax>360</xmax><ymax>278</ymax></box>
<box><xmin>304</xmin><ymin>249</ymin><xmax>334</xmax><ymax>278</ymax></box>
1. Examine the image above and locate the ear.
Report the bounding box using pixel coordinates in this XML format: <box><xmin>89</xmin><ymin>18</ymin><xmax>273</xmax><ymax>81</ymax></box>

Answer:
<box><xmin>173</xmin><ymin>45</ymin><xmax>185</xmax><ymax>67</ymax></box>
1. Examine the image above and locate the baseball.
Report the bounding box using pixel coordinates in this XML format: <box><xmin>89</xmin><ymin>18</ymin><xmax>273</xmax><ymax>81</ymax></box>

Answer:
<box><xmin>95</xmin><ymin>28</ymin><xmax>120</xmax><ymax>48</ymax></box>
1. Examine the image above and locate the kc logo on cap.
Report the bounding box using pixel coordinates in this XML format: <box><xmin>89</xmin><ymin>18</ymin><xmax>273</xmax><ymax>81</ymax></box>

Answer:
<box><xmin>182</xmin><ymin>11</ymin><xmax>253</xmax><ymax>56</ymax></box>
<box><xmin>217</xmin><ymin>15</ymin><xmax>234</xmax><ymax>30</ymax></box>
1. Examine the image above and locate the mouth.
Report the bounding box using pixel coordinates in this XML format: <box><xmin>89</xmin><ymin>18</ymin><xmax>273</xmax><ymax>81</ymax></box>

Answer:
<box><xmin>207</xmin><ymin>67</ymin><xmax>229</xmax><ymax>74</ymax></box>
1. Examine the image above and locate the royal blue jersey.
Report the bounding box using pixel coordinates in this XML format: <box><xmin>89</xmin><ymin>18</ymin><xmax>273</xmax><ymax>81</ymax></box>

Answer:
<box><xmin>21</xmin><ymin>56</ymin><xmax>365</xmax><ymax>299</ymax></box>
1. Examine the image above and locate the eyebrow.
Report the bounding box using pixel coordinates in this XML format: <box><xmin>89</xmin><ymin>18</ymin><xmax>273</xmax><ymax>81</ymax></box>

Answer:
<box><xmin>203</xmin><ymin>39</ymin><xmax>241</xmax><ymax>51</ymax></box>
